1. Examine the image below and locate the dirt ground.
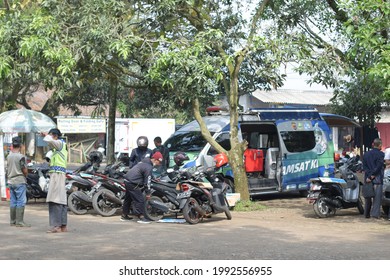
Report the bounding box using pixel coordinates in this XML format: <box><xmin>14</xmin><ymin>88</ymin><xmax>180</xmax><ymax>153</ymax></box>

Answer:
<box><xmin>243</xmin><ymin>192</ymin><xmax>390</xmax><ymax>243</ymax></box>
<box><xmin>1</xmin><ymin>192</ymin><xmax>390</xmax><ymax>260</ymax></box>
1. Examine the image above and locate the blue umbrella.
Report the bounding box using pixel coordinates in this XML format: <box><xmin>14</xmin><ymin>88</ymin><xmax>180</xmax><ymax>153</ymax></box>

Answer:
<box><xmin>0</xmin><ymin>107</ymin><xmax>56</xmax><ymax>133</ymax></box>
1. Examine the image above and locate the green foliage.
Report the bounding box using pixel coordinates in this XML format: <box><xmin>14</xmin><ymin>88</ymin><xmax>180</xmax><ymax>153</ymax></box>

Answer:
<box><xmin>340</xmin><ymin>0</ymin><xmax>389</xmax><ymax>96</ymax></box>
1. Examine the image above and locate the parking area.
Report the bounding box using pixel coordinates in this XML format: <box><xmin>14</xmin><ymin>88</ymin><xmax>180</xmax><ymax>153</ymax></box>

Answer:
<box><xmin>1</xmin><ymin>193</ymin><xmax>390</xmax><ymax>260</ymax></box>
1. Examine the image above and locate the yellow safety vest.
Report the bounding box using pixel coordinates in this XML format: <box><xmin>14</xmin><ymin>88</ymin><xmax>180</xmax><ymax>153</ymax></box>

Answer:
<box><xmin>49</xmin><ymin>142</ymin><xmax>68</xmax><ymax>173</ymax></box>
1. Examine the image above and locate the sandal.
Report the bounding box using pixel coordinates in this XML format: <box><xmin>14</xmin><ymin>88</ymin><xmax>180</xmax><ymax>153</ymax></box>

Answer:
<box><xmin>46</xmin><ymin>227</ymin><xmax>62</xmax><ymax>233</ymax></box>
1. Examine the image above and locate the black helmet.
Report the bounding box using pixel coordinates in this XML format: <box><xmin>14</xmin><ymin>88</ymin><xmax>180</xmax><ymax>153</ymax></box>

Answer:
<box><xmin>137</xmin><ymin>136</ymin><xmax>149</xmax><ymax>149</ymax></box>
<box><xmin>174</xmin><ymin>152</ymin><xmax>189</xmax><ymax>167</ymax></box>
<box><xmin>88</xmin><ymin>151</ymin><xmax>103</xmax><ymax>164</ymax></box>
<box><xmin>49</xmin><ymin>128</ymin><xmax>62</xmax><ymax>137</ymax></box>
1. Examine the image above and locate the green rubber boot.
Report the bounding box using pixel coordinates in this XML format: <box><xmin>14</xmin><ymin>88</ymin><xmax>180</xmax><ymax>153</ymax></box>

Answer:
<box><xmin>15</xmin><ymin>207</ymin><xmax>31</xmax><ymax>227</ymax></box>
<box><xmin>10</xmin><ymin>207</ymin><xmax>16</xmax><ymax>226</ymax></box>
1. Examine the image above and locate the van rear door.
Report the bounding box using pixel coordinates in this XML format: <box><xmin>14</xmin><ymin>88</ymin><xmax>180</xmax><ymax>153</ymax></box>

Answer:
<box><xmin>277</xmin><ymin>120</ymin><xmax>319</xmax><ymax>191</ymax></box>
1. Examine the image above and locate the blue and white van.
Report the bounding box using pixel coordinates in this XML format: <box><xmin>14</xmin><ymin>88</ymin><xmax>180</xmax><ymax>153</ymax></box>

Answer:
<box><xmin>164</xmin><ymin>108</ymin><xmax>356</xmax><ymax>196</ymax></box>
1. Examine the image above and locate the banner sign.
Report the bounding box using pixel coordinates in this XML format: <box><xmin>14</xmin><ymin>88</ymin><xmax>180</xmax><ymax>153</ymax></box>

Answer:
<box><xmin>57</xmin><ymin>118</ymin><xmax>106</xmax><ymax>133</ymax></box>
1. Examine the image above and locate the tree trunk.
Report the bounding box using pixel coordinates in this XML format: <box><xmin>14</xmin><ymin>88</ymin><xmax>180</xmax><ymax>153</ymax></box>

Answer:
<box><xmin>106</xmin><ymin>80</ymin><xmax>117</xmax><ymax>165</ymax></box>
<box><xmin>228</xmin><ymin>138</ymin><xmax>250</xmax><ymax>201</ymax></box>
<box><xmin>191</xmin><ymin>98</ymin><xmax>249</xmax><ymax>200</ymax></box>
<box><xmin>227</xmin><ymin>62</ymin><xmax>250</xmax><ymax>201</ymax></box>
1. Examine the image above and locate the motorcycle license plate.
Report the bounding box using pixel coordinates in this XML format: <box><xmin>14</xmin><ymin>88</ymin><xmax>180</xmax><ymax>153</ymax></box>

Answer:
<box><xmin>177</xmin><ymin>191</ymin><xmax>190</xmax><ymax>199</ymax></box>
<box><xmin>307</xmin><ymin>192</ymin><xmax>319</xmax><ymax>203</ymax></box>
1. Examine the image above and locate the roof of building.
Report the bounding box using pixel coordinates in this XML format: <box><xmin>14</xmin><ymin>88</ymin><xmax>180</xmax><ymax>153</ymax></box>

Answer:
<box><xmin>251</xmin><ymin>89</ymin><xmax>333</xmax><ymax>106</ymax></box>
<box><xmin>25</xmin><ymin>87</ymin><xmax>121</xmax><ymax>117</ymax></box>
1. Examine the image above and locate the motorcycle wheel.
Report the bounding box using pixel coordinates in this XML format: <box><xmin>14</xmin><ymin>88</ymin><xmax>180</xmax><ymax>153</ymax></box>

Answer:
<box><xmin>67</xmin><ymin>191</ymin><xmax>88</xmax><ymax>215</ymax></box>
<box><xmin>313</xmin><ymin>196</ymin><xmax>336</xmax><ymax>218</ymax></box>
<box><xmin>144</xmin><ymin>196</ymin><xmax>165</xmax><ymax>221</ymax></box>
<box><xmin>183</xmin><ymin>197</ymin><xmax>202</xmax><ymax>224</ymax></box>
<box><xmin>224</xmin><ymin>197</ymin><xmax>232</xmax><ymax>220</ymax></box>
<box><xmin>92</xmin><ymin>189</ymin><xmax>119</xmax><ymax>217</ymax></box>
<box><xmin>357</xmin><ymin>197</ymin><xmax>364</xmax><ymax>214</ymax></box>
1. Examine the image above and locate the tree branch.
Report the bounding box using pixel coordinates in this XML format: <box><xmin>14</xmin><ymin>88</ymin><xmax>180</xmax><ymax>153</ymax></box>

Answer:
<box><xmin>192</xmin><ymin>98</ymin><xmax>226</xmax><ymax>154</ymax></box>
<box><xmin>326</xmin><ymin>0</ymin><xmax>349</xmax><ymax>23</ymax></box>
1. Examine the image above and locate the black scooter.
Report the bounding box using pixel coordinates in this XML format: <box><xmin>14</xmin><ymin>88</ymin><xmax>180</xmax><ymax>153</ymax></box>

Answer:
<box><xmin>91</xmin><ymin>174</ymin><xmax>127</xmax><ymax>217</ymax></box>
<box><xmin>179</xmin><ymin>166</ymin><xmax>232</xmax><ymax>224</ymax></box>
<box><xmin>143</xmin><ymin>170</ymin><xmax>190</xmax><ymax>221</ymax></box>
<box><xmin>307</xmin><ymin>156</ymin><xmax>364</xmax><ymax>218</ymax></box>
<box><xmin>26</xmin><ymin>163</ymin><xmax>50</xmax><ymax>201</ymax></box>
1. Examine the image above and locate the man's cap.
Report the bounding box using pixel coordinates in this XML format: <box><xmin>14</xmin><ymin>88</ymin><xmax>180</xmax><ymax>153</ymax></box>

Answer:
<box><xmin>151</xmin><ymin>151</ymin><xmax>163</xmax><ymax>162</ymax></box>
<box><xmin>49</xmin><ymin>128</ymin><xmax>62</xmax><ymax>137</ymax></box>
<box><xmin>12</xmin><ymin>136</ymin><xmax>22</xmax><ymax>146</ymax></box>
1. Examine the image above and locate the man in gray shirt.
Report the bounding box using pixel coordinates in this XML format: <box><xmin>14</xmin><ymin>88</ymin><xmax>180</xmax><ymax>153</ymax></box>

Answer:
<box><xmin>7</xmin><ymin>136</ymin><xmax>29</xmax><ymax>227</ymax></box>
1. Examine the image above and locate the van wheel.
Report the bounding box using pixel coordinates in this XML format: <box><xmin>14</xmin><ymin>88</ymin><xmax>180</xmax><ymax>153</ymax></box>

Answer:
<box><xmin>382</xmin><ymin>205</ymin><xmax>389</xmax><ymax>216</ymax></box>
<box><xmin>224</xmin><ymin>178</ymin><xmax>235</xmax><ymax>193</ymax></box>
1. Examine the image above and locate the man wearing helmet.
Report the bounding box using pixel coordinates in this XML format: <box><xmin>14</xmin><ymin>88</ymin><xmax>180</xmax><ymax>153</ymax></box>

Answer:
<box><xmin>128</xmin><ymin>136</ymin><xmax>152</xmax><ymax>169</ymax></box>
<box><xmin>41</xmin><ymin>128</ymin><xmax>68</xmax><ymax>233</ymax></box>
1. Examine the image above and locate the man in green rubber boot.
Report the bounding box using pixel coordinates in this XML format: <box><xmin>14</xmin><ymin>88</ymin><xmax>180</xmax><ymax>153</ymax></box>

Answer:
<box><xmin>7</xmin><ymin>136</ymin><xmax>30</xmax><ymax>227</ymax></box>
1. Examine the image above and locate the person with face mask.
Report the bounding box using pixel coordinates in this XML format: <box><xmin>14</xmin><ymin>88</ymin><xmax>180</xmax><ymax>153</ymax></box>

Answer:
<box><xmin>128</xmin><ymin>136</ymin><xmax>152</xmax><ymax>169</ymax></box>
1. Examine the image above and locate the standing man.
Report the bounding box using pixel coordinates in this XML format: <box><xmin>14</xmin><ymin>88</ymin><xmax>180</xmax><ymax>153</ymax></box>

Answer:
<box><xmin>42</xmin><ymin>128</ymin><xmax>68</xmax><ymax>233</ymax></box>
<box><xmin>7</xmin><ymin>136</ymin><xmax>30</xmax><ymax>227</ymax></box>
<box><xmin>152</xmin><ymin>136</ymin><xmax>170</xmax><ymax>170</ymax></box>
<box><xmin>362</xmin><ymin>138</ymin><xmax>384</xmax><ymax>219</ymax></box>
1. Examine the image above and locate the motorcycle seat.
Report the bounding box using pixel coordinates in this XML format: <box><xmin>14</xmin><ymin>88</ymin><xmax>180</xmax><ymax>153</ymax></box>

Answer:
<box><xmin>152</xmin><ymin>180</ymin><xmax>177</xmax><ymax>189</ymax></box>
<box><xmin>188</xmin><ymin>180</ymin><xmax>213</xmax><ymax>190</ymax></box>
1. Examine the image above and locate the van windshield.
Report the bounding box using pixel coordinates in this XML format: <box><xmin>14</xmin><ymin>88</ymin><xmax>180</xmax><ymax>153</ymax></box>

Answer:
<box><xmin>164</xmin><ymin>131</ymin><xmax>213</xmax><ymax>152</ymax></box>
<box><xmin>280</xmin><ymin>131</ymin><xmax>316</xmax><ymax>153</ymax></box>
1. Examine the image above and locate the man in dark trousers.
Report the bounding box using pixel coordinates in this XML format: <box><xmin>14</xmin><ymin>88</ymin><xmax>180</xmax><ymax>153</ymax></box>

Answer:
<box><xmin>121</xmin><ymin>152</ymin><xmax>164</xmax><ymax>224</ymax></box>
<box><xmin>363</xmin><ymin>138</ymin><xmax>384</xmax><ymax>219</ymax></box>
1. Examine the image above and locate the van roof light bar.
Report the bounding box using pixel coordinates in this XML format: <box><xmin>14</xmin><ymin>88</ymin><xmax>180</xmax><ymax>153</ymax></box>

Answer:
<box><xmin>206</xmin><ymin>106</ymin><xmax>230</xmax><ymax>115</ymax></box>
<box><xmin>246</xmin><ymin>108</ymin><xmax>322</xmax><ymax>121</ymax></box>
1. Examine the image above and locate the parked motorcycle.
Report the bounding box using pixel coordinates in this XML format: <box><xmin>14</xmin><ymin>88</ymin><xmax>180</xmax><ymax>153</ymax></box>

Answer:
<box><xmin>67</xmin><ymin>174</ymin><xmax>101</xmax><ymax>215</ymax></box>
<box><xmin>143</xmin><ymin>169</ymin><xmax>192</xmax><ymax>221</ymax></box>
<box><xmin>381</xmin><ymin>169</ymin><xmax>390</xmax><ymax>216</ymax></box>
<box><xmin>91</xmin><ymin>175</ymin><xmax>127</xmax><ymax>217</ymax></box>
<box><xmin>26</xmin><ymin>163</ymin><xmax>50</xmax><ymax>201</ymax></box>
<box><xmin>66</xmin><ymin>151</ymin><xmax>105</xmax><ymax>214</ymax></box>
<box><xmin>179</xmin><ymin>166</ymin><xmax>232</xmax><ymax>224</ymax></box>
<box><xmin>307</xmin><ymin>156</ymin><xmax>364</xmax><ymax>218</ymax></box>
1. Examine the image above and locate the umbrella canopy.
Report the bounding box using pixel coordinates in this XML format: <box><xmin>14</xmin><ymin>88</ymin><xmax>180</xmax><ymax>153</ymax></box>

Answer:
<box><xmin>0</xmin><ymin>107</ymin><xmax>56</xmax><ymax>133</ymax></box>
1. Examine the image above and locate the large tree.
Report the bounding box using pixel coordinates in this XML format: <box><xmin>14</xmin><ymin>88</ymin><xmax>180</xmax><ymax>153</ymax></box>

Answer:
<box><xmin>0</xmin><ymin>0</ymin><xmax>158</xmax><ymax>163</ymax></box>
<box><xmin>147</xmin><ymin>0</ymin><xmax>390</xmax><ymax>200</ymax></box>
<box><xmin>147</xmin><ymin>0</ymin><xmax>290</xmax><ymax>200</ymax></box>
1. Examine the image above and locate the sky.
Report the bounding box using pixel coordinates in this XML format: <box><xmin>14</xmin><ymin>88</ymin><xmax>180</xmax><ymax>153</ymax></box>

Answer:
<box><xmin>279</xmin><ymin>63</ymin><xmax>333</xmax><ymax>92</ymax></box>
